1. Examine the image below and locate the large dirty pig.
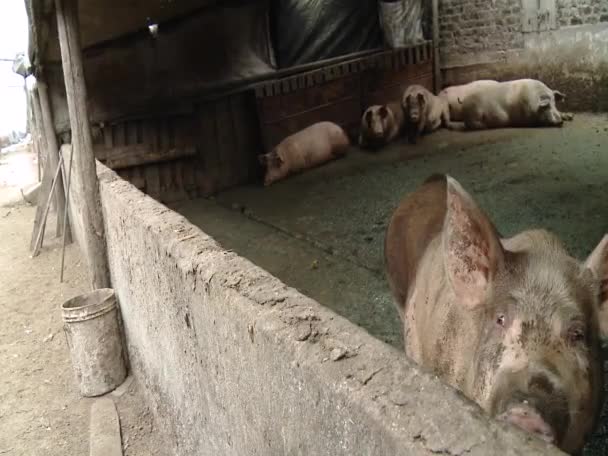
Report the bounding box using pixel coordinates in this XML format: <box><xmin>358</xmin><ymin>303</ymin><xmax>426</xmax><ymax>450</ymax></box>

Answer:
<box><xmin>384</xmin><ymin>174</ymin><xmax>608</xmax><ymax>454</ymax></box>
<box><xmin>258</xmin><ymin>121</ymin><xmax>350</xmax><ymax>186</ymax></box>
<box><xmin>358</xmin><ymin>102</ymin><xmax>404</xmax><ymax>150</ymax></box>
<box><xmin>401</xmin><ymin>84</ymin><xmax>458</xmax><ymax>143</ymax></box>
<box><xmin>458</xmin><ymin>79</ymin><xmax>573</xmax><ymax>129</ymax></box>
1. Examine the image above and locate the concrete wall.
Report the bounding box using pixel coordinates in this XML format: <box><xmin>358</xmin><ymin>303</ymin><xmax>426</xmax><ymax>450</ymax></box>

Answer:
<box><xmin>439</xmin><ymin>0</ymin><xmax>608</xmax><ymax>111</ymax></box>
<box><xmin>77</xmin><ymin>163</ymin><xmax>564</xmax><ymax>455</ymax></box>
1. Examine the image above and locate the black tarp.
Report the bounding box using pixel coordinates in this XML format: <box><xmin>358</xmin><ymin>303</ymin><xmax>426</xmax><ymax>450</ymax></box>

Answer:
<box><xmin>270</xmin><ymin>0</ymin><xmax>383</xmax><ymax>68</ymax></box>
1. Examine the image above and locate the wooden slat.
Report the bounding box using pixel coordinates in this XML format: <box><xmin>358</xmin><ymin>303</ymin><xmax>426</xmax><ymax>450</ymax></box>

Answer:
<box><xmin>94</xmin><ymin>144</ymin><xmax>196</xmax><ymax>169</ymax></box>
<box><xmin>215</xmin><ymin>97</ymin><xmax>238</xmax><ymax>187</ymax></box>
<box><xmin>127</xmin><ymin>121</ymin><xmax>138</xmax><ymax>146</ymax></box>
<box><xmin>30</xmin><ymin>158</ymin><xmax>54</xmax><ymax>251</ymax></box>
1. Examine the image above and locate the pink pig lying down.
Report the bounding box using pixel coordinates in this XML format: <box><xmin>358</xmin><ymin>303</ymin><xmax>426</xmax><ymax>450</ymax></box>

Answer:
<box><xmin>258</xmin><ymin>121</ymin><xmax>350</xmax><ymax>186</ymax></box>
<box><xmin>456</xmin><ymin>79</ymin><xmax>574</xmax><ymax>130</ymax></box>
<box><xmin>384</xmin><ymin>174</ymin><xmax>608</xmax><ymax>454</ymax></box>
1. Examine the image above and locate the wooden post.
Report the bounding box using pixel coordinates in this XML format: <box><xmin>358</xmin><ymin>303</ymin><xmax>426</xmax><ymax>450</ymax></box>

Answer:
<box><xmin>37</xmin><ymin>80</ymin><xmax>72</xmax><ymax>243</ymax></box>
<box><xmin>55</xmin><ymin>0</ymin><xmax>110</xmax><ymax>289</ymax></box>
<box><xmin>432</xmin><ymin>0</ymin><xmax>442</xmax><ymax>92</ymax></box>
<box><xmin>28</xmin><ymin>90</ymin><xmax>42</xmax><ymax>182</ymax></box>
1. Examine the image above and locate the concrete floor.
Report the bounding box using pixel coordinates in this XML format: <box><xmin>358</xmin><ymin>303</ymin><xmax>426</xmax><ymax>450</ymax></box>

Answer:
<box><xmin>171</xmin><ymin>113</ymin><xmax>608</xmax><ymax>454</ymax></box>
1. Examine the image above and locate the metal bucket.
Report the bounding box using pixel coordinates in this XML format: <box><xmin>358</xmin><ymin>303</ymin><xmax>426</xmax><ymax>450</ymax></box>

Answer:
<box><xmin>62</xmin><ymin>288</ymin><xmax>127</xmax><ymax>397</ymax></box>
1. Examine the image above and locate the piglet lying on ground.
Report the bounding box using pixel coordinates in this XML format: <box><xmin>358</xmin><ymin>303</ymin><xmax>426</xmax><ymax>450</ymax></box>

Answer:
<box><xmin>258</xmin><ymin>121</ymin><xmax>349</xmax><ymax>186</ymax></box>
<box><xmin>401</xmin><ymin>84</ymin><xmax>458</xmax><ymax>143</ymax></box>
<box><xmin>358</xmin><ymin>102</ymin><xmax>404</xmax><ymax>150</ymax></box>
<box><xmin>458</xmin><ymin>79</ymin><xmax>573</xmax><ymax>129</ymax></box>
<box><xmin>385</xmin><ymin>174</ymin><xmax>607</xmax><ymax>454</ymax></box>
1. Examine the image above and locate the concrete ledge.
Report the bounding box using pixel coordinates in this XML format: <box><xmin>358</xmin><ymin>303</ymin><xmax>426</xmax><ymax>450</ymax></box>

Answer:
<box><xmin>90</xmin><ymin>397</ymin><xmax>122</xmax><ymax>456</ymax></box>
<box><xmin>94</xmin><ymin>163</ymin><xmax>563</xmax><ymax>455</ymax></box>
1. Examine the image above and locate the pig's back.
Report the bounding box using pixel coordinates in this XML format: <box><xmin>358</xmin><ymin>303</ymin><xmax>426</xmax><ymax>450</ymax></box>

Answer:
<box><xmin>280</xmin><ymin>122</ymin><xmax>348</xmax><ymax>171</ymax></box>
<box><xmin>385</xmin><ymin>174</ymin><xmax>448</xmax><ymax>316</ymax></box>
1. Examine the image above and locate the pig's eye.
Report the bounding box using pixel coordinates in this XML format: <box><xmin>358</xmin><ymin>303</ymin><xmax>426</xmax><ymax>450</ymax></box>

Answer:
<box><xmin>567</xmin><ymin>323</ymin><xmax>586</xmax><ymax>345</ymax></box>
<box><xmin>496</xmin><ymin>314</ymin><xmax>506</xmax><ymax>327</ymax></box>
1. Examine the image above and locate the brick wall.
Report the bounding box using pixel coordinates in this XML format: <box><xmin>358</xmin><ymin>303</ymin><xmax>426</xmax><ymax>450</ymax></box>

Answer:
<box><xmin>557</xmin><ymin>0</ymin><xmax>608</xmax><ymax>26</ymax></box>
<box><xmin>439</xmin><ymin>0</ymin><xmax>523</xmax><ymax>63</ymax></box>
<box><xmin>440</xmin><ymin>0</ymin><xmax>608</xmax><ymax>64</ymax></box>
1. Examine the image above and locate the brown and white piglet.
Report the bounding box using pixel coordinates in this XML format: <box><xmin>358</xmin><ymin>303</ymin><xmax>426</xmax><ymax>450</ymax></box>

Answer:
<box><xmin>385</xmin><ymin>174</ymin><xmax>607</xmax><ymax>454</ymax></box>
<box><xmin>258</xmin><ymin>121</ymin><xmax>349</xmax><ymax>186</ymax></box>
<box><xmin>358</xmin><ymin>101</ymin><xmax>404</xmax><ymax>150</ymax></box>
<box><xmin>401</xmin><ymin>84</ymin><xmax>459</xmax><ymax>143</ymax></box>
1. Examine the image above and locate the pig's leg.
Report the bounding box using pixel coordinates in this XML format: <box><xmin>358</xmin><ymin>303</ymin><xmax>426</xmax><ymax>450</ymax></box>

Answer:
<box><xmin>465</xmin><ymin>119</ymin><xmax>487</xmax><ymax>130</ymax></box>
<box><xmin>358</xmin><ymin>132</ymin><xmax>368</xmax><ymax>148</ymax></box>
<box><xmin>560</xmin><ymin>112</ymin><xmax>574</xmax><ymax>121</ymax></box>
<box><xmin>441</xmin><ymin>108</ymin><xmax>466</xmax><ymax>131</ymax></box>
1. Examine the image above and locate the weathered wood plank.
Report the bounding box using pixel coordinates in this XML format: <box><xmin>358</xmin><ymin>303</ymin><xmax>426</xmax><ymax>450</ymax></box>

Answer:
<box><xmin>94</xmin><ymin>144</ymin><xmax>196</xmax><ymax>169</ymax></box>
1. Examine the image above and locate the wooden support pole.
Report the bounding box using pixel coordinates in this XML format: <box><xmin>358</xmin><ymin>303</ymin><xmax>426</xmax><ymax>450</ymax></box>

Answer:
<box><xmin>55</xmin><ymin>0</ymin><xmax>110</xmax><ymax>289</ymax></box>
<box><xmin>432</xmin><ymin>0</ymin><xmax>442</xmax><ymax>93</ymax></box>
<box><xmin>27</xmin><ymin>90</ymin><xmax>42</xmax><ymax>182</ymax></box>
<box><xmin>30</xmin><ymin>88</ymin><xmax>47</xmax><ymax>175</ymax></box>
<box><xmin>37</xmin><ymin>80</ymin><xmax>72</xmax><ymax>243</ymax></box>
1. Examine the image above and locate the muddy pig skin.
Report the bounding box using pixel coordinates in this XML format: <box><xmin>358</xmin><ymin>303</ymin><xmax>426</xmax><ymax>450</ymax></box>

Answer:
<box><xmin>401</xmin><ymin>84</ymin><xmax>459</xmax><ymax>143</ymax></box>
<box><xmin>258</xmin><ymin>121</ymin><xmax>349</xmax><ymax>186</ymax></box>
<box><xmin>358</xmin><ymin>101</ymin><xmax>404</xmax><ymax>150</ymax></box>
<box><xmin>460</xmin><ymin>79</ymin><xmax>572</xmax><ymax>129</ymax></box>
<box><xmin>438</xmin><ymin>80</ymin><xmax>500</xmax><ymax>121</ymax></box>
<box><xmin>384</xmin><ymin>174</ymin><xmax>608</xmax><ymax>454</ymax></box>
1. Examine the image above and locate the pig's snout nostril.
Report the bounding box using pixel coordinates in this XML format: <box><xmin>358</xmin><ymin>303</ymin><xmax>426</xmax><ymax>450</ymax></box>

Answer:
<box><xmin>498</xmin><ymin>404</ymin><xmax>556</xmax><ymax>444</ymax></box>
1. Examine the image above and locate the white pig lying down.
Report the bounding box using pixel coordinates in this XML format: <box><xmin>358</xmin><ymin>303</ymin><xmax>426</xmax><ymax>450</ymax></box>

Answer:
<box><xmin>438</xmin><ymin>79</ymin><xmax>500</xmax><ymax>121</ymax></box>
<box><xmin>358</xmin><ymin>101</ymin><xmax>404</xmax><ymax>150</ymax></box>
<box><xmin>401</xmin><ymin>84</ymin><xmax>461</xmax><ymax>143</ymax></box>
<box><xmin>385</xmin><ymin>174</ymin><xmax>608</xmax><ymax>454</ymax></box>
<box><xmin>456</xmin><ymin>79</ymin><xmax>573</xmax><ymax>130</ymax></box>
<box><xmin>258</xmin><ymin>121</ymin><xmax>350</xmax><ymax>186</ymax></box>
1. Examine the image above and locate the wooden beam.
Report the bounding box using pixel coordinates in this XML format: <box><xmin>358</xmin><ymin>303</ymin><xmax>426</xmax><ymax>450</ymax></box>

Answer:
<box><xmin>55</xmin><ymin>0</ymin><xmax>110</xmax><ymax>290</ymax></box>
<box><xmin>36</xmin><ymin>80</ymin><xmax>72</xmax><ymax>243</ymax></box>
<box><xmin>94</xmin><ymin>144</ymin><xmax>196</xmax><ymax>170</ymax></box>
<box><xmin>432</xmin><ymin>0</ymin><xmax>442</xmax><ymax>92</ymax></box>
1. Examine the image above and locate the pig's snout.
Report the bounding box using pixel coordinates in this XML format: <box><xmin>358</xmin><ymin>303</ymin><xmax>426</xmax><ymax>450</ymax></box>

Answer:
<box><xmin>498</xmin><ymin>403</ymin><xmax>556</xmax><ymax>444</ymax></box>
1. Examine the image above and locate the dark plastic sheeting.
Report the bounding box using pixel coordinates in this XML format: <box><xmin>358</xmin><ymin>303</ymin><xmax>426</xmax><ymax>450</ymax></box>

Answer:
<box><xmin>270</xmin><ymin>0</ymin><xmax>384</xmax><ymax>68</ymax></box>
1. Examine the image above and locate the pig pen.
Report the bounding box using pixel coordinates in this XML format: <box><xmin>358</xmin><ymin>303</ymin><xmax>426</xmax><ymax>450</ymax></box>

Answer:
<box><xmin>168</xmin><ymin>113</ymin><xmax>608</xmax><ymax>455</ymax></box>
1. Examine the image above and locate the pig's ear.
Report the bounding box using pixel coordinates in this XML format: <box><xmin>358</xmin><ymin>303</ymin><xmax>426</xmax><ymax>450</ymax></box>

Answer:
<box><xmin>538</xmin><ymin>95</ymin><xmax>551</xmax><ymax>109</ymax></box>
<box><xmin>268</xmin><ymin>150</ymin><xmax>283</xmax><ymax>167</ymax></box>
<box><xmin>417</xmin><ymin>93</ymin><xmax>425</xmax><ymax>105</ymax></box>
<box><xmin>584</xmin><ymin>235</ymin><xmax>608</xmax><ymax>339</ymax></box>
<box><xmin>379</xmin><ymin>105</ymin><xmax>389</xmax><ymax>119</ymax></box>
<box><xmin>553</xmin><ymin>90</ymin><xmax>566</xmax><ymax>102</ymax></box>
<box><xmin>443</xmin><ymin>176</ymin><xmax>504</xmax><ymax>309</ymax></box>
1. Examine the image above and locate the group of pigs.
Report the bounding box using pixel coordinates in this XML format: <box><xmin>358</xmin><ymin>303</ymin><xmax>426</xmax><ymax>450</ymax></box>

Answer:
<box><xmin>257</xmin><ymin>78</ymin><xmax>608</xmax><ymax>454</ymax></box>
<box><xmin>360</xmin><ymin>78</ymin><xmax>572</xmax><ymax>148</ymax></box>
<box><xmin>258</xmin><ymin>78</ymin><xmax>572</xmax><ymax>186</ymax></box>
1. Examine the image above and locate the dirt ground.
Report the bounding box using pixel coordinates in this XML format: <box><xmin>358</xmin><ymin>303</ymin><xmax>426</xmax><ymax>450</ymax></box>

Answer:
<box><xmin>0</xmin><ymin>151</ymin><xmax>167</xmax><ymax>455</ymax></box>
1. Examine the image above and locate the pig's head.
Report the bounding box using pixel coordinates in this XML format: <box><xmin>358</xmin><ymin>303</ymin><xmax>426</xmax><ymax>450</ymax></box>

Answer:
<box><xmin>535</xmin><ymin>89</ymin><xmax>566</xmax><ymax>127</ymax></box>
<box><xmin>359</xmin><ymin>105</ymin><xmax>393</xmax><ymax>148</ymax></box>
<box><xmin>402</xmin><ymin>91</ymin><xmax>426</xmax><ymax>124</ymax></box>
<box><xmin>441</xmin><ymin>176</ymin><xmax>606</xmax><ymax>453</ymax></box>
<box><xmin>258</xmin><ymin>149</ymin><xmax>287</xmax><ymax>186</ymax></box>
